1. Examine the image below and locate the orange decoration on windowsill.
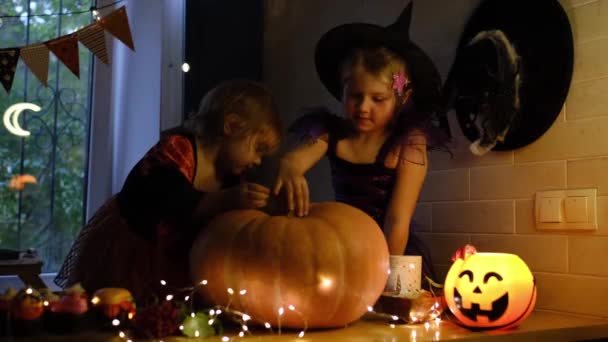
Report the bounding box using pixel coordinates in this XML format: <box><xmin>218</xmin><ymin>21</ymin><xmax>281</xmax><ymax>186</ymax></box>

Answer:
<box><xmin>8</xmin><ymin>174</ymin><xmax>37</xmax><ymax>191</ymax></box>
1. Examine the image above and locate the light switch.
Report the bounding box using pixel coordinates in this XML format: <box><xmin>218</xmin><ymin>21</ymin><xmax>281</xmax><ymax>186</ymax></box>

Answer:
<box><xmin>565</xmin><ymin>196</ymin><xmax>588</xmax><ymax>222</ymax></box>
<box><xmin>535</xmin><ymin>189</ymin><xmax>597</xmax><ymax>231</ymax></box>
<box><xmin>539</xmin><ymin>197</ymin><xmax>562</xmax><ymax>223</ymax></box>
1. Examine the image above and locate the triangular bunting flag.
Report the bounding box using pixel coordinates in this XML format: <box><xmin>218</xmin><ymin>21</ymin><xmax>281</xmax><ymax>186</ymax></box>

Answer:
<box><xmin>78</xmin><ymin>23</ymin><xmax>110</xmax><ymax>64</ymax></box>
<box><xmin>0</xmin><ymin>48</ymin><xmax>20</xmax><ymax>93</ymax></box>
<box><xmin>99</xmin><ymin>6</ymin><xmax>135</xmax><ymax>51</ymax></box>
<box><xmin>45</xmin><ymin>35</ymin><xmax>80</xmax><ymax>78</ymax></box>
<box><xmin>20</xmin><ymin>44</ymin><xmax>50</xmax><ymax>87</ymax></box>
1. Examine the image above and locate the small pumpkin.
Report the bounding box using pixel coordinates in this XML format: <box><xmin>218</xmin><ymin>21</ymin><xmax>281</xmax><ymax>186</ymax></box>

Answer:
<box><xmin>444</xmin><ymin>250</ymin><xmax>536</xmax><ymax>329</ymax></box>
<box><xmin>190</xmin><ymin>202</ymin><xmax>389</xmax><ymax>328</ymax></box>
<box><xmin>91</xmin><ymin>288</ymin><xmax>136</xmax><ymax>320</ymax></box>
<box><xmin>11</xmin><ymin>288</ymin><xmax>43</xmax><ymax>321</ymax></box>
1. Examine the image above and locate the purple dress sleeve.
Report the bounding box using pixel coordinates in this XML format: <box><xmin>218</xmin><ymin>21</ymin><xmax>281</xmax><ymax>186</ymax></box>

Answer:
<box><xmin>288</xmin><ymin>107</ymin><xmax>352</xmax><ymax>145</ymax></box>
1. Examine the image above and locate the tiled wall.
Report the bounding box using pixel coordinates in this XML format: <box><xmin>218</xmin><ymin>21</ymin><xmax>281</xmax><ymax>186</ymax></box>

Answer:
<box><xmin>418</xmin><ymin>0</ymin><xmax>608</xmax><ymax>319</ymax></box>
<box><xmin>264</xmin><ymin>0</ymin><xmax>608</xmax><ymax>319</ymax></box>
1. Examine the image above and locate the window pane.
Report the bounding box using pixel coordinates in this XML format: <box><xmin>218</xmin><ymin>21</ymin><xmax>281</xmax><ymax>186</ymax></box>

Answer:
<box><xmin>0</xmin><ymin>0</ymin><xmax>94</xmax><ymax>272</ymax></box>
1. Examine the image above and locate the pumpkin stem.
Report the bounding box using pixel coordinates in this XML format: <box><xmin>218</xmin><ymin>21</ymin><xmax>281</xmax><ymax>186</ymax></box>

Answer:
<box><xmin>425</xmin><ymin>276</ymin><xmax>443</xmax><ymax>290</ymax></box>
<box><xmin>261</xmin><ymin>193</ymin><xmax>292</xmax><ymax>216</ymax></box>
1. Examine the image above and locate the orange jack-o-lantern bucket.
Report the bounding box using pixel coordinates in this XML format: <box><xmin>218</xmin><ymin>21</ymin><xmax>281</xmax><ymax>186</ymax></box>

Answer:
<box><xmin>444</xmin><ymin>247</ymin><xmax>536</xmax><ymax>329</ymax></box>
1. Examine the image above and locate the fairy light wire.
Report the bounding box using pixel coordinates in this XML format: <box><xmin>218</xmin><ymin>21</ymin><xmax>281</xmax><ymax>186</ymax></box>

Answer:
<box><xmin>116</xmin><ymin>276</ymin><xmax>442</xmax><ymax>340</ymax></box>
<box><xmin>0</xmin><ymin>0</ymin><xmax>124</xmax><ymax>19</ymax></box>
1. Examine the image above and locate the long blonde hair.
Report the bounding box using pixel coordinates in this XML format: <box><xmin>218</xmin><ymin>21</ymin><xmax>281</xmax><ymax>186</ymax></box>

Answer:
<box><xmin>340</xmin><ymin>46</ymin><xmax>410</xmax><ymax>104</ymax></box>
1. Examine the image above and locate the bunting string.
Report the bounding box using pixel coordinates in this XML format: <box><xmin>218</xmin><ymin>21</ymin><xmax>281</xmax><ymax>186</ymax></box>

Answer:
<box><xmin>0</xmin><ymin>0</ymin><xmax>124</xmax><ymax>19</ymax></box>
<box><xmin>0</xmin><ymin>4</ymin><xmax>135</xmax><ymax>94</ymax></box>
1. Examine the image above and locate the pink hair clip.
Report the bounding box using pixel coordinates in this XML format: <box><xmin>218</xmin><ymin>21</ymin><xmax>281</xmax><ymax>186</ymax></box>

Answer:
<box><xmin>392</xmin><ymin>70</ymin><xmax>410</xmax><ymax>96</ymax></box>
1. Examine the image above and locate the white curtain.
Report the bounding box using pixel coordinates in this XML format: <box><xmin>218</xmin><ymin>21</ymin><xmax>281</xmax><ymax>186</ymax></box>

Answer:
<box><xmin>86</xmin><ymin>0</ymin><xmax>184</xmax><ymax>219</ymax></box>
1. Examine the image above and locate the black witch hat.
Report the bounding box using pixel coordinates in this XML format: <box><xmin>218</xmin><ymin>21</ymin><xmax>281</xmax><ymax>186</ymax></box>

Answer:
<box><xmin>314</xmin><ymin>2</ymin><xmax>442</xmax><ymax>117</ymax></box>
<box><xmin>442</xmin><ymin>0</ymin><xmax>574</xmax><ymax>154</ymax></box>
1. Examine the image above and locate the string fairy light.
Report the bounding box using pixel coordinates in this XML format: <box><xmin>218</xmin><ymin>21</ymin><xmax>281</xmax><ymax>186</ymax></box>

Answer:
<box><xmin>0</xmin><ymin>0</ymin><xmax>124</xmax><ymax>20</ymax></box>
<box><xmin>111</xmin><ymin>275</ymin><xmax>444</xmax><ymax>341</ymax></box>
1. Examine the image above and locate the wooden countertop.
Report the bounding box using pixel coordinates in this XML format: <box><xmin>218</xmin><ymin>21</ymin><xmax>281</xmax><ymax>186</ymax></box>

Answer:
<box><xmin>6</xmin><ymin>310</ymin><xmax>608</xmax><ymax>341</ymax></box>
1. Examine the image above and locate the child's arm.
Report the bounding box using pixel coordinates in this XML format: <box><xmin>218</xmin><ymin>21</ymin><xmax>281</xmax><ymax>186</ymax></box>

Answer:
<box><xmin>273</xmin><ymin>136</ymin><xmax>328</xmax><ymax>216</ymax></box>
<box><xmin>192</xmin><ymin>182</ymin><xmax>270</xmax><ymax>222</ymax></box>
<box><xmin>383</xmin><ymin>131</ymin><xmax>428</xmax><ymax>255</ymax></box>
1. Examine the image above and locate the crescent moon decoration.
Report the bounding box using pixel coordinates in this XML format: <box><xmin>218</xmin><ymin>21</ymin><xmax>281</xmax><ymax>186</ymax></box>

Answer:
<box><xmin>2</xmin><ymin>102</ymin><xmax>41</xmax><ymax>137</ymax></box>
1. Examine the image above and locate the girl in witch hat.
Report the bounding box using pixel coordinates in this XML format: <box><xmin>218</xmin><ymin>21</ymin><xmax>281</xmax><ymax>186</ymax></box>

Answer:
<box><xmin>273</xmin><ymin>2</ymin><xmax>449</xmax><ymax>283</ymax></box>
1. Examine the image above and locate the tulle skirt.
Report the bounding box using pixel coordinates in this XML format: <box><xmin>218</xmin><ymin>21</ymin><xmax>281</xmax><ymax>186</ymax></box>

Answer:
<box><xmin>54</xmin><ymin>196</ymin><xmax>192</xmax><ymax>302</ymax></box>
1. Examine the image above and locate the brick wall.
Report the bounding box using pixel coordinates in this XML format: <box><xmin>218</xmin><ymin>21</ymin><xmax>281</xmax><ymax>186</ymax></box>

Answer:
<box><xmin>264</xmin><ymin>0</ymin><xmax>608</xmax><ymax>318</ymax></box>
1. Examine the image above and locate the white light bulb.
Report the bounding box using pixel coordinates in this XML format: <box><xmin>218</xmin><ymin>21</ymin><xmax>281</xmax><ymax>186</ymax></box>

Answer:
<box><xmin>181</xmin><ymin>63</ymin><xmax>190</xmax><ymax>73</ymax></box>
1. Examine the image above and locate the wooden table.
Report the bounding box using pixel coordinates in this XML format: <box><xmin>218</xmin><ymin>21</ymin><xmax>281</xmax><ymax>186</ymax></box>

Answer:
<box><xmin>4</xmin><ymin>310</ymin><xmax>608</xmax><ymax>341</ymax></box>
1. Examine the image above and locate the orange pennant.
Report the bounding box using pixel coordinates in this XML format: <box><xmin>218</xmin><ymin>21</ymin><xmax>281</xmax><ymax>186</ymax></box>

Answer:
<box><xmin>78</xmin><ymin>23</ymin><xmax>110</xmax><ymax>64</ymax></box>
<box><xmin>20</xmin><ymin>44</ymin><xmax>50</xmax><ymax>86</ymax></box>
<box><xmin>99</xmin><ymin>6</ymin><xmax>135</xmax><ymax>52</ymax></box>
<box><xmin>45</xmin><ymin>35</ymin><xmax>80</xmax><ymax>78</ymax></box>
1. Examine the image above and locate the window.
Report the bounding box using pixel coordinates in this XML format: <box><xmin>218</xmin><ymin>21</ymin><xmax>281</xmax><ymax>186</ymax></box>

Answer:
<box><xmin>0</xmin><ymin>0</ymin><xmax>94</xmax><ymax>272</ymax></box>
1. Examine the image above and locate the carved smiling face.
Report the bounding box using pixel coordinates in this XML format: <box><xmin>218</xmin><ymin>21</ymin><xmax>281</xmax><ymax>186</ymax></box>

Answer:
<box><xmin>444</xmin><ymin>253</ymin><xmax>537</xmax><ymax>329</ymax></box>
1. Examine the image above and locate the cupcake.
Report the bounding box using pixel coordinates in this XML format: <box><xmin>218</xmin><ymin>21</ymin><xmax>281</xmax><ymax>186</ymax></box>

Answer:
<box><xmin>90</xmin><ymin>288</ymin><xmax>136</xmax><ymax>330</ymax></box>
<box><xmin>10</xmin><ymin>287</ymin><xmax>44</xmax><ymax>336</ymax></box>
<box><xmin>46</xmin><ymin>283</ymin><xmax>90</xmax><ymax>334</ymax></box>
<box><xmin>0</xmin><ymin>287</ymin><xmax>17</xmax><ymax>336</ymax></box>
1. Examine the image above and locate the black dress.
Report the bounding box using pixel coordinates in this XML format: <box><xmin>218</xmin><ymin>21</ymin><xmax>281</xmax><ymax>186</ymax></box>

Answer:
<box><xmin>291</xmin><ymin>111</ymin><xmax>437</xmax><ymax>282</ymax></box>
<box><xmin>54</xmin><ymin>128</ymin><xmax>235</xmax><ymax>302</ymax></box>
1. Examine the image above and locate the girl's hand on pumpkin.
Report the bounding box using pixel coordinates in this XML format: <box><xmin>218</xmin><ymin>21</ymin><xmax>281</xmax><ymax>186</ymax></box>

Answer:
<box><xmin>273</xmin><ymin>160</ymin><xmax>309</xmax><ymax>217</ymax></box>
<box><xmin>229</xmin><ymin>182</ymin><xmax>271</xmax><ymax>209</ymax></box>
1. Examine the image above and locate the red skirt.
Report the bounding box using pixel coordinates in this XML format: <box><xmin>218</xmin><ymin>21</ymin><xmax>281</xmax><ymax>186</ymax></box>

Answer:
<box><xmin>55</xmin><ymin>196</ymin><xmax>192</xmax><ymax>302</ymax></box>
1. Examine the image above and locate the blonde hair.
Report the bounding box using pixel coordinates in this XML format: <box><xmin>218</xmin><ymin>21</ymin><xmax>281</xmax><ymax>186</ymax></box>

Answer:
<box><xmin>340</xmin><ymin>46</ymin><xmax>410</xmax><ymax>100</ymax></box>
<box><xmin>185</xmin><ymin>80</ymin><xmax>282</xmax><ymax>145</ymax></box>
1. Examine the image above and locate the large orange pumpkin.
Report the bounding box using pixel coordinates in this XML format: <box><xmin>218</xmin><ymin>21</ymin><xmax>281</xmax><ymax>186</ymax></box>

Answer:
<box><xmin>190</xmin><ymin>202</ymin><xmax>389</xmax><ymax>328</ymax></box>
